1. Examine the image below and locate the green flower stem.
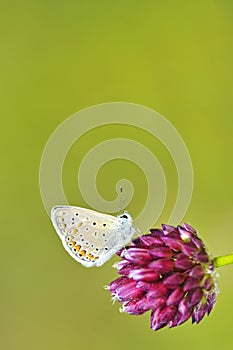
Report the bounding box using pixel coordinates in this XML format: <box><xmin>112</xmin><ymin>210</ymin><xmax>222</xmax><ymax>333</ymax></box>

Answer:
<box><xmin>213</xmin><ymin>253</ymin><xmax>233</xmax><ymax>268</ymax></box>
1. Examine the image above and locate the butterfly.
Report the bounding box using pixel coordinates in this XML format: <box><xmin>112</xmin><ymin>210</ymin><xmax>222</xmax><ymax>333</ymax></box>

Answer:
<box><xmin>51</xmin><ymin>206</ymin><xmax>137</xmax><ymax>267</ymax></box>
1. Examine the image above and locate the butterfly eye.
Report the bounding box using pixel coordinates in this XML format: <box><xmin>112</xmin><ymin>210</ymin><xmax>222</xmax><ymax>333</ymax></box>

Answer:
<box><xmin>120</xmin><ymin>214</ymin><xmax>128</xmax><ymax>219</ymax></box>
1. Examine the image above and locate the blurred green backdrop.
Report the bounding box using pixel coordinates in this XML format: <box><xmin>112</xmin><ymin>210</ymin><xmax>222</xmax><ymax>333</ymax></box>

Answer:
<box><xmin>1</xmin><ymin>0</ymin><xmax>233</xmax><ymax>349</ymax></box>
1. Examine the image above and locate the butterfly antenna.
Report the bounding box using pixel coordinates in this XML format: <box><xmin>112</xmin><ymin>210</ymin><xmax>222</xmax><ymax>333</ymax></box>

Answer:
<box><xmin>119</xmin><ymin>186</ymin><xmax>123</xmax><ymax>213</ymax></box>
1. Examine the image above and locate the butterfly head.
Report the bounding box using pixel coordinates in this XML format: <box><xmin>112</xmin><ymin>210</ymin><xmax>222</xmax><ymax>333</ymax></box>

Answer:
<box><xmin>118</xmin><ymin>211</ymin><xmax>133</xmax><ymax>223</ymax></box>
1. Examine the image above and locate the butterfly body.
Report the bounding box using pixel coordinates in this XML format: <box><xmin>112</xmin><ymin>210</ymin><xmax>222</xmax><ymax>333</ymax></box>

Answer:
<box><xmin>51</xmin><ymin>206</ymin><xmax>136</xmax><ymax>267</ymax></box>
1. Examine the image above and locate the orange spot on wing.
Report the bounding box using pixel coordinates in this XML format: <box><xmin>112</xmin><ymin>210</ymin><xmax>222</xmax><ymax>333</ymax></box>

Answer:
<box><xmin>80</xmin><ymin>250</ymin><xmax>86</xmax><ymax>257</ymax></box>
<box><xmin>71</xmin><ymin>228</ymin><xmax>78</xmax><ymax>234</ymax></box>
<box><xmin>87</xmin><ymin>253</ymin><xmax>95</xmax><ymax>260</ymax></box>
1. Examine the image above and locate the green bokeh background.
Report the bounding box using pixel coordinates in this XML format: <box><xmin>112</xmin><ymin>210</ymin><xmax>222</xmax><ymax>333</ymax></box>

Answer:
<box><xmin>1</xmin><ymin>1</ymin><xmax>233</xmax><ymax>349</ymax></box>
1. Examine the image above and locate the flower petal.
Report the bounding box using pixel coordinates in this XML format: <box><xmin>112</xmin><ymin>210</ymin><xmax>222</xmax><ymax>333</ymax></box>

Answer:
<box><xmin>192</xmin><ymin>304</ymin><xmax>207</xmax><ymax>324</ymax></box>
<box><xmin>151</xmin><ymin>306</ymin><xmax>177</xmax><ymax>331</ymax></box>
<box><xmin>162</xmin><ymin>237</ymin><xmax>183</xmax><ymax>251</ymax></box>
<box><xmin>129</xmin><ymin>268</ymin><xmax>160</xmax><ymax>282</ymax></box>
<box><xmin>202</xmin><ymin>275</ymin><xmax>213</xmax><ymax>291</ymax></box>
<box><xmin>167</xmin><ymin>287</ymin><xmax>185</xmax><ymax>306</ymax></box>
<box><xmin>157</xmin><ymin>305</ymin><xmax>177</xmax><ymax>326</ymax></box>
<box><xmin>183</xmin><ymin>223</ymin><xmax>196</xmax><ymax>234</ymax></box>
<box><xmin>121</xmin><ymin>247</ymin><xmax>152</xmax><ymax>265</ymax></box>
<box><xmin>163</xmin><ymin>272</ymin><xmax>186</xmax><ymax>288</ymax></box>
<box><xmin>183</xmin><ymin>277</ymin><xmax>201</xmax><ymax>292</ymax></box>
<box><xmin>123</xmin><ymin>299</ymin><xmax>147</xmax><ymax>315</ymax></box>
<box><xmin>181</xmin><ymin>242</ymin><xmax>198</xmax><ymax>257</ymax></box>
<box><xmin>189</xmin><ymin>265</ymin><xmax>204</xmax><ymax>279</ymax></box>
<box><xmin>147</xmin><ymin>281</ymin><xmax>169</xmax><ymax>299</ymax></box>
<box><xmin>140</xmin><ymin>235</ymin><xmax>165</xmax><ymax>247</ymax></box>
<box><xmin>161</xmin><ymin>224</ymin><xmax>176</xmax><ymax>234</ymax></box>
<box><xmin>109</xmin><ymin>276</ymin><xmax>128</xmax><ymax>294</ymax></box>
<box><xmin>174</xmin><ymin>256</ymin><xmax>194</xmax><ymax>271</ymax></box>
<box><xmin>149</xmin><ymin>258</ymin><xmax>174</xmax><ymax>274</ymax></box>
<box><xmin>186</xmin><ymin>288</ymin><xmax>203</xmax><ymax>307</ymax></box>
<box><xmin>117</xmin><ymin>280</ymin><xmax>144</xmax><ymax>301</ymax></box>
<box><xmin>149</xmin><ymin>247</ymin><xmax>173</xmax><ymax>258</ymax></box>
<box><xmin>177</xmin><ymin>226</ymin><xmax>192</xmax><ymax>242</ymax></box>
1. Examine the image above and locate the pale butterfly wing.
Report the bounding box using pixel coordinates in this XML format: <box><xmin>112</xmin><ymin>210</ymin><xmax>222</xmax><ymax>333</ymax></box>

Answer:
<box><xmin>51</xmin><ymin>206</ymin><xmax>136</xmax><ymax>267</ymax></box>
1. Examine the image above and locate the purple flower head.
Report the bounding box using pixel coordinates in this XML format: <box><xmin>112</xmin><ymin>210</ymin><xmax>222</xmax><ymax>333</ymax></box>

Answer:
<box><xmin>109</xmin><ymin>223</ymin><xmax>219</xmax><ymax>331</ymax></box>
